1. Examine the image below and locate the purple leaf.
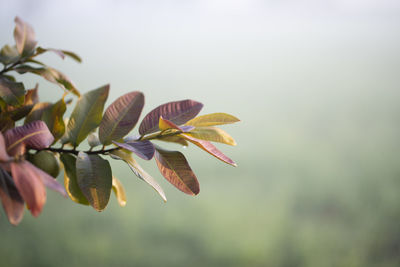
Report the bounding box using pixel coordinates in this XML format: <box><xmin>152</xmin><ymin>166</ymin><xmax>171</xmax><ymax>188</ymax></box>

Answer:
<box><xmin>113</xmin><ymin>140</ymin><xmax>155</xmax><ymax>160</ymax></box>
<box><xmin>139</xmin><ymin>99</ymin><xmax>203</xmax><ymax>135</ymax></box>
<box><xmin>99</xmin><ymin>91</ymin><xmax>145</xmax><ymax>145</ymax></box>
<box><xmin>4</xmin><ymin>120</ymin><xmax>54</xmax><ymax>156</ymax></box>
<box><xmin>0</xmin><ymin>168</ymin><xmax>24</xmax><ymax>225</ymax></box>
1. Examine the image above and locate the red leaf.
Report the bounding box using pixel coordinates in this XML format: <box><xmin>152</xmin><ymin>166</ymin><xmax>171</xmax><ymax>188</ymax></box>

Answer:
<box><xmin>0</xmin><ymin>169</ymin><xmax>24</xmax><ymax>225</ymax></box>
<box><xmin>113</xmin><ymin>140</ymin><xmax>155</xmax><ymax>160</ymax></box>
<box><xmin>11</xmin><ymin>161</ymin><xmax>46</xmax><ymax>217</ymax></box>
<box><xmin>180</xmin><ymin>134</ymin><xmax>237</xmax><ymax>166</ymax></box>
<box><xmin>139</xmin><ymin>99</ymin><xmax>203</xmax><ymax>135</ymax></box>
<box><xmin>154</xmin><ymin>147</ymin><xmax>199</xmax><ymax>195</ymax></box>
<box><xmin>4</xmin><ymin>120</ymin><xmax>54</xmax><ymax>156</ymax></box>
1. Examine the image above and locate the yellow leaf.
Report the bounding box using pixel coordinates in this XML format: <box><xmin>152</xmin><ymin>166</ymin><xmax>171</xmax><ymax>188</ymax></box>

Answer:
<box><xmin>185</xmin><ymin>113</ymin><xmax>239</xmax><ymax>127</ymax></box>
<box><xmin>112</xmin><ymin>176</ymin><xmax>127</xmax><ymax>207</ymax></box>
<box><xmin>186</xmin><ymin>127</ymin><xmax>236</xmax><ymax>146</ymax></box>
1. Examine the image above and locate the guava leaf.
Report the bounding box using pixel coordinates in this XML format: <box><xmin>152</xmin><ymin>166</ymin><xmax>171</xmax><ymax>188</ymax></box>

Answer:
<box><xmin>60</xmin><ymin>153</ymin><xmax>89</xmax><ymax>205</ymax></box>
<box><xmin>0</xmin><ymin>168</ymin><xmax>24</xmax><ymax>225</ymax></box>
<box><xmin>154</xmin><ymin>147</ymin><xmax>199</xmax><ymax>195</ymax></box>
<box><xmin>113</xmin><ymin>140</ymin><xmax>155</xmax><ymax>160</ymax></box>
<box><xmin>76</xmin><ymin>152</ymin><xmax>112</xmax><ymax>211</ymax></box>
<box><xmin>67</xmin><ymin>85</ymin><xmax>109</xmax><ymax>146</ymax></box>
<box><xmin>185</xmin><ymin>113</ymin><xmax>239</xmax><ymax>127</ymax></box>
<box><xmin>139</xmin><ymin>99</ymin><xmax>203</xmax><ymax>135</ymax></box>
<box><xmin>99</xmin><ymin>91</ymin><xmax>144</xmax><ymax>145</ymax></box>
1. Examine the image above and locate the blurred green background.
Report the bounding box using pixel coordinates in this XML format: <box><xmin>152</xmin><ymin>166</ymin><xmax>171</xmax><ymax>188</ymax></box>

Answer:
<box><xmin>1</xmin><ymin>0</ymin><xmax>400</xmax><ymax>266</ymax></box>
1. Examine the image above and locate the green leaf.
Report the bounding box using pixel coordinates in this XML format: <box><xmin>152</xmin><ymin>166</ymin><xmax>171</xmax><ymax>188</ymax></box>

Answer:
<box><xmin>186</xmin><ymin>127</ymin><xmax>236</xmax><ymax>146</ymax></box>
<box><xmin>99</xmin><ymin>91</ymin><xmax>144</xmax><ymax>145</ymax></box>
<box><xmin>158</xmin><ymin>135</ymin><xmax>189</xmax><ymax>146</ymax></box>
<box><xmin>15</xmin><ymin>65</ymin><xmax>80</xmax><ymax>96</ymax></box>
<box><xmin>185</xmin><ymin>113</ymin><xmax>240</xmax><ymax>127</ymax></box>
<box><xmin>110</xmin><ymin>149</ymin><xmax>167</xmax><ymax>202</ymax></box>
<box><xmin>13</xmin><ymin>17</ymin><xmax>37</xmax><ymax>56</ymax></box>
<box><xmin>0</xmin><ymin>45</ymin><xmax>20</xmax><ymax>65</ymax></box>
<box><xmin>41</xmin><ymin>98</ymin><xmax>66</xmax><ymax>142</ymax></box>
<box><xmin>27</xmin><ymin>151</ymin><xmax>60</xmax><ymax>178</ymax></box>
<box><xmin>154</xmin><ymin>147</ymin><xmax>199</xmax><ymax>195</ymax></box>
<box><xmin>67</xmin><ymin>85</ymin><xmax>109</xmax><ymax>146</ymax></box>
<box><xmin>112</xmin><ymin>176</ymin><xmax>127</xmax><ymax>207</ymax></box>
<box><xmin>60</xmin><ymin>153</ymin><xmax>89</xmax><ymax>205</ymax></box>
<box><xmin>0</xmin><ymin>76</ymin><xmax>25</xmax><ymax>107</ymax></box>
<box><xmin>76</xmin><ymin>152</ymin><xmax>112</xmax><ymax>211</ymax></box>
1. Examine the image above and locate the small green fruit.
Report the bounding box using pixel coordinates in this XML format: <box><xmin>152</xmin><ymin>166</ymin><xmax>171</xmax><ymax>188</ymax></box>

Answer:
<box><xmin>28</xmin><ymin>151</ymin><xmax>60</xmax><ymax>178</ymax></box>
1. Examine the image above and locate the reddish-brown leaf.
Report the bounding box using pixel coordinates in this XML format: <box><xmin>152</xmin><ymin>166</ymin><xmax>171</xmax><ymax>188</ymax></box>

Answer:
<box><xmin>11</xmin><ymin>161</ymin><xmax>46</xmax><ymax>217</ymax></box>
<box><xmin>139</xmin><ymin>99</ymin><xmax>203</xmax><ymax>135</ymax></box>
<box><xmin>155</xmin><ymin>147</ymin><xmax>199</xmax><ymax>195</ymax></box>
<box><xmin>0</xmin><ymin>168</ymin><xmax>24</xmax><ymax>225</ymax></box>
<box><xmin>180</xmin><ymin>134</ymin><xmax>237</xmax><ymax>166</ymax></box>
<box><xmin>99</xmin><ymin>91</ymin><xmax>144</xmax><ymax>145</ymax></box>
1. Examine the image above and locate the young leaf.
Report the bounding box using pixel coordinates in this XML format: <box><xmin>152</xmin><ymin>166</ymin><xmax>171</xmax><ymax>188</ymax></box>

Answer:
<box><xmin>180</xmin><ymin>134</ymin><xmax>237</xmax><ymax>167</ymax></box>
<box><xmin>60</xmin><ymin>153</ymin><xmax>89</xmax><ymax>205</ymax></box>
<box><xmin>113</xmin><ymin>140</ymin><xmax>155</xmax><ymax>160</ymax></box>
<box><xmin>41</xmin><ymin>98</ymin><xmax>66</xmax><ymax>142</ymax></box>
<box><xmin>11</xmin><ymin>161</ymin><xmax>46</xmax><ymax>217</ymax></box>
<box><xmin>139</xmin><ymin>99</ymin><xmax>203</xmax><ymax>135</ymax></box>
<box><xmin>87</xmin><ymin>132</ymin><xmax>101</xmax><ymax>148</ymax></box>
<box><xmin>112</xmin><ymin>176</ymin><xmax>127</xmax><ymax>207</ymax></box>
<box><xmin>67</xmin><ymin>85</ymin><xmax>109</xmax><ymax>146</ymax></box>
<box><xmin>110</xmin><ymin>149</ymin><xmax>167</xmax><ymax>202</ymax></box>
<box><xmin>4</xmin><ymin>120</ymin><xmax>54</xmax><ymax>156</ymax></box>
<box><xmin>0</xmin><ymin>45</ymin><xmax>20</xmax><ymax>65</ymax></box>
<box><xmin>0</xmin><ymin>168</ymin><xmax>24</xmax><ymax>225</ymax></box>
<box><xmin>185</xmin><ymin>113</ymin><xmax>240</xmax><ymax>127</ymax></box>
<box><xmin>76</xmin><ymin>152</ymin><xmax>112</xmax><ymax>211</ymax></box>
<box><xmin>99</xmin><ymin>91</ymin><xmax>144</xmax><ymax>145</ymax></box>
<box><xmin>0</xmin><ymin>76</ymin><xmax>25</xmax><ymax>107</ymax></box>
<box><xmin>154</xmin><ymin>147</ymin><xmax>199</xmax><ymax>195</ymax></box>
<box><xmin>15</xmin><ymin>65</ymin><xmax>80</xmax><ymax>97</ymax></box>
<box><xmin>13</xmin><ymin>17</ymin><xmax>37</xmax><ymax>56</ymax></box>
<box><xmin>186</xmin><ymin>127</ymin><xmax>236</xmax><ymax>146</ymax></box>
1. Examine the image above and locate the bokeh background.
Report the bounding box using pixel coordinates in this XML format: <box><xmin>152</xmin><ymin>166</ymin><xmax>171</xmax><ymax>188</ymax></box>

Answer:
<box><xmin>1</xmin><ymin>0</ymin><xmax>400</xmax><ymax>266</ymax></box>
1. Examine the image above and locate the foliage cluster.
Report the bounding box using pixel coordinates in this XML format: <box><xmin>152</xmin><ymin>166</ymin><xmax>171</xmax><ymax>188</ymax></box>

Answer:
<box><xmin>0</xmin><ymin>17</ymin><xmax>238</xmax><ymax>225</ymax></box>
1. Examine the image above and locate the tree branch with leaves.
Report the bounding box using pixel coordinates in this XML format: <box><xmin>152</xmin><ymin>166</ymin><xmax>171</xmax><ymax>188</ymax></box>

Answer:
<box><xmin>0</xmin><ymin>17</ymin><xmax>239</xmax><ymax>226</ymax></box>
